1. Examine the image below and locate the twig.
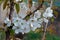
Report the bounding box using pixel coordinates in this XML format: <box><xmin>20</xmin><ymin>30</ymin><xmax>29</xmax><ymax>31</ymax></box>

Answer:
<box><xmin>41</xmin><ymin>22</ymin><xmax>48</xmax><ymax>40</ymax></box>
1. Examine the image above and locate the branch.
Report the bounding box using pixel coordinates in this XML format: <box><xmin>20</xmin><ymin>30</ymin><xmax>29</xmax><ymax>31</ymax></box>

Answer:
<box><xmin>6</xmin><ymin>0</ymin><xmax>14</xmax><ymax>40</ymax></box>
<box><xmin>41</xmin><ymin>22</ymin><xmax>48</xmax><ymax>40</ymax></box>
<box><xmin>23</xmin><ymin>0</ymin><xmax>44</xmax><ymax>20</ymax></box>
<box><xmin>9</xmin><ymin>0</ymin><xmax>14</xmax><ymax>20</ymax></box>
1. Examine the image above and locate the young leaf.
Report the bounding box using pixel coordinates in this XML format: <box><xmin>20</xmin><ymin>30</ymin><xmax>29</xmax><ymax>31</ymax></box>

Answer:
<box><xmin>3</xmin><ymin>0</ymin><xmax>8</xmax><ymax>10</ymax></box>
<box><xmin>15</xmin><ymin>3</ymin><xmax>20</xmax><ymax>14</ymax></box>
<box><xmin>10</xmin><ymin>29</ymin><xmax>15</xmax><ymax>36</ymax></box>
<box><xmin>0</xmin><ymin>0</ymin><xmax>3</xmax><ymax>4</ymax></box>
<box><xmin>0</xmin><ymin>30</ymin><xmax>6</xmax><ymax>40</ymax></box>
<box><xmin>28</xmin><ymin>0</ymin><xmax>32</xmax><ymax>8</ymax></box>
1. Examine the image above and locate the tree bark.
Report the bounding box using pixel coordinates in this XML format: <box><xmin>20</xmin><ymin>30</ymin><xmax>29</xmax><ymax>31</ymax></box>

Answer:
<box><xmin>6</xmin><ymin>0</ymin><xmax>14</xmax><ymax>40</ymax></box>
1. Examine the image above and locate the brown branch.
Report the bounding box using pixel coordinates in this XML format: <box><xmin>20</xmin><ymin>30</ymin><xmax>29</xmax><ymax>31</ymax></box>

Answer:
<box><xmin>6</xmin><ymin>0</ymin><xmax>14</xmax><ymax>40</ymax></box>
<box><xmin>41</xmin><ymin>23</ymin><xmax>48</xmax><ymax>40</ymax></box>
<box><xmin>9</xmin><ymin>0</ymin><xmax>14</xmax><ymax>20</ymax></box>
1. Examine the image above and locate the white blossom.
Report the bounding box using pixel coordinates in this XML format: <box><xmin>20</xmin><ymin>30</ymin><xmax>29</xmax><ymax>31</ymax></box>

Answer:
<box><xmin>30</xmin><ymin>23</ymin><xmax>37</xmax><ymax>31</ymax></box>
<box><xmin>4</xmin><ymin>17</ymin><xmax>11</xmax><ymax>27</ymax></box>
<box><xmin>43</xmin><ymin>18</ymin><xmax>49</xmax><ymax>23</ymax></box>
<box><xmin>31</xmin><ymin>1</ymin><xmax>36</xmax><ymax>12</ymax></box>
<box><xmin>29</xmin><ymin>17</ymin><xmax>37</xmax><ymax>21</ymax></box>
<box><xmin>34</xmin><ymin>10</ymin><xmax>41</xmax><ymax>18</ymax></box>
<box><xmin>20</xmin><ymin>2</ymin><xmax>28</xmax><ymax>10</ymax></box>
<box><xmin>38</xmin><ymin>18</ymin><xmax>43</xmax><ymax>24</ymax></box>
<box><xmin>4</xmin><ymin>17</ymin><xmax>10</xmax><ymax>23</ymax></box>
<box><xmin>30</xmin><ymin>21</ymin><xmax>41</xmax><ymax>31</ymax></box>
<box><xmin>18</xmin><ymin>2</ymin><xmax>28</xmax><ymax>19</ymax></box>
<box><xmin>16</xmin><ymin>0</ymin><xmax>22</xmax><ymax>2</ymax></box>
<box><xmin>16</xmin><ymin>0</ymin><xmax>19</xmax><ymax>2</ymax></box>
<box><xmin>23</xmin><ymin>24</ymin><xmax>30</xmax><ymax>33</ymax></box>
<box><xmin>12</xmin><ymin>18</ymin><xmax>30</xmax><ymax>34</ymax></box>
<box><xmin>12</xmin><ymin>25</ymin><xmax>21</xmax><ymax>34</ymax></box>
<box><xmin>4</xmin><ymin>2</ymin><xmax>53</xmax><ymax>34</ymax></box>
<box><xmin>43</xmin><ymin>7</ymin><xmax>53</xmax><ymax>18</ymax></box>
<box><xmin>19</xmin><ymin>20</ymin><xmax>30</xmax><ymax>33</ymax></box>
<box><xmin>15</xmin><ymin>29</ymin><xmax>20</xmax><ymax>34</ymax></box>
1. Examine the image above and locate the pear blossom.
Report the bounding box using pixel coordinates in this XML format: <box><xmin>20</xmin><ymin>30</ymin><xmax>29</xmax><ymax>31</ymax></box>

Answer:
<box><xmin>30</xmin><ymin>21</ymin><xmax>41</xmax><ymax>31</ymax></box>
<box><xmin>15</xmin><ymin>29</ymin><xmax>20</xmax><ymax>34</ymax></box>
<box><xmin>32</xmin><ymin>1</ymin><xmax>36</xmax><ymax>6</ymax></box>
<box><xmin>4</xmin><ymin>17</ymin><xmax>10</xmax><ymax>23</ymax></box>
<box><xmin>12</xmin><ymin>26</ymin><xmax>20</xmax><ymax>34</ymax></box>
<box><xmin>43</xmin><ymin>18</ymin><xmax>49</xmax><ymax>23</ymax></box>
<box><xmin>16</xmin><ymin>0</ymin><xmax>22</xmax><ymax>2</ymax></box>
<box><xmin>4</xmin><ymin>17</ymin><xmax>11</xmax><ymax>27</ymax></box>
<box><xmin>4</xmin><ymin>1</ymin><xmax>53</xmax><ymax>34</ymax></box>
<box><xmin>22</xmin><ymin>24</ymin><xmax>30</xmax><ymax>33</ymax></box>
<box><xmin>20</xmin><ymin>2</ymin><xmax>28</xmax><ymax>10</ymax></box>
<box><xmin>12</xmin><ymin>22</ymin><xmax>30</xmax><ymax>34</ymax></box>
<box><xmin>38</xmin><ymin>18</ymin><xmax>43</xmax><ymax>24</ymax></box>
<box><xmin>29</xmin><ymin>17</ymin><xmax>37</xmax><ymax>21</ymax></box>
<box><xmin>12</xmin><ymin>17</ymin><xmax>21</xmax><ymax>26</ymax></box>
<box><xmin>19</xmin><ymin>20</ymin><xmax>30</xmax><ymax>34</ymax></box>
<box><xmin>16</xmin><ymin>0</ymin><xmax>19</xmax><ymax>2</ymax></box>
<box><xmin>31</xmin><ymin>1</ymin><xmax>37</xmax><ymax>12</ymax></box>
<box><xmin>18</xmin><ymin>2</ymin><xmax>29</xmax><ymax>19</ymax></box>
<box><xmin>12</xmin><ymin>17</ymin><xmax>30</xmax><ymax>34</ymax></box>
<box><xmin>34</xmin><ymin>10</ymin><xmax>41</xmax><ymax>18</ymax></box>
<box><xmin>43</xmin><ymin>7</ymin><xmax>53</xmax><ymax>18</ymax></box>
<box><xmin>30</xmin><ymin>23</ymin><xmax>37</xmax><ymax>31</ymax></box>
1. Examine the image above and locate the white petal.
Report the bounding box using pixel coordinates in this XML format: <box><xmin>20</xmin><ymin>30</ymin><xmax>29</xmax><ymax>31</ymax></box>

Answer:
<box><xmin>36</xmin><ymin>23</ymin><xmax>41</xmax><ymax>28</ymax></box>
<box><xmin>14</xmin><ymin>22</ymin><xmax>19</xmax><ymax>26</ymax></box>
<box><xmin>44</xmin><ymin>18</ymin><xmax>48</xmax><ymax>23</ymax></box>
<box><xmin>12</xmin><ymin>26</ymin><xmax>17</xmax><ymax>30</ymax></box>
<box><xmin>22</xmin><ymin>32</ymin><xmax>24</xmax><ymax>34</ymax></box>
<box><xmin>12</xmin><ymin>17</ymin><xmax>20</xmax><ymax>23</ymax></box>
<box><xmin>16</xmin><ymin>0</ymin><xmax>19</xmax><ymax>2</ymax></box>
<box><xmin>24</xmin><ymin>26</ymin><xmax>30</xmax><ymax>33</ymax></box>
<box><xmin>31</xmin><ymin>26</ymin><xmax>37</xmax><ymax>31</ymax></box>
<box><xmin>4</xmin><ymin>17</ymin><xmax>10</xmax><ymax>23</ymax></box>
<box><xmin>38</xmin><ymin>18</ymin><xmax>43</xmax><ymax>23</ymax></box>
<box><xmin>30</xmin><ymin>23</ymin><xmax>34</xmax><ymax>27</ymax></box>
<box><xmin>30</xmin><ymin>22</ymin><xmax>37</xmax><ymax>31</ymax></box>
<box><xmin>15</xmin><ymin>29</ymin><xmax>20</xmax><ymax>34</ymax></box>
<box><xmin>43</xmin><ymin>7</ymin><xmax>53</xmax><ymax>18</ymax></box>
<box><xmin>19</xmin><ymin>2</ymin><xmax>28</xmax><ymax>19</ymax></box>
<box><xmin>47</xmin><ymin>13</ymin><xmax>53</xmax><ymax>17</ymax></box>
<box><xmin>43</xmin><ymin>12</ymin><xmax>47</xmax><ymax>18</ymax></box>
<box><xmin>34</xmin><ymin>10</ymin><xmax>41</xmax><ymax>18</ymax></box>
<box><xmin>19</xmin><ymin>10</ymin><xmax>27</xmax><ymax>18</ymax></box>
<box><xmin>7</xmin><ymin>21</ymin><xmax>11</xmax><ymax>27</ymax></box>
<box><xmin>46</xmin><ymin>7</ymin><xmax>51</xmax><ymax>12</ymax></box>
<box><xmin>29</xmin><ymin>17</ymin><xmax>37</xmax><ymax>21</ymax></box>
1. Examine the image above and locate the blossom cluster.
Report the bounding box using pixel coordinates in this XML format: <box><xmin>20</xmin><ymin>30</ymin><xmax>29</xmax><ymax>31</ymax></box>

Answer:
<box><xmin>4</xmin><ymin>2</ymin><xmax>53</xmax><ymax>34</ymax></box>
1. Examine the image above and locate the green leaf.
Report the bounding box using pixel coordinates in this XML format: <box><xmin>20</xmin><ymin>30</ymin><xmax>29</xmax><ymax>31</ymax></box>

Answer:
<box><xmin>23</xmin><ymin>12</ymin><xmax>32</xmax><ymax>20</ymax></box>
<box><xmin>24</xmin><ymin>15</ymin><xmax>30</xmax><ymax>20</ymax></box>
<box><xmin>15</xmin><ymin>3</ymin><xmax>20</xmax><ymax>14</ymax></box>
<box><xmin>54</xmin><ymin>10</ymin><xmax>58</xmax><ymax>17</ymax></box>
<box><xmin>0</xmin><ymin>0</ymin><xmax>3</xmax><ymax>4</ymax></box>
<box><xmin>51</xmin><ymin>17</ymin><xmax>55</xmax><ymax>23</ymax></box>
<box><xmin>23</xmin><ymin>31</ymin><xmax>60</xmax><ymax>40</ymax></box>
<box><xmin>3</xmin><ymin>0</ymin><xmax>8</xmax><ymax>10</ymax></box>
<box><xmin>0</xmin><ymin>30</ymin><xmax>6</xmax><ymax>40</ymax></box>
<box><xmin>23</xmin><ymin>31</ymin><xmax>43</xmax><ymax>40</ymax></box>
<box><xmin>10</xmin><ymin>29</ymin><xmax>15</xmax><ymax>36</ymax></box>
